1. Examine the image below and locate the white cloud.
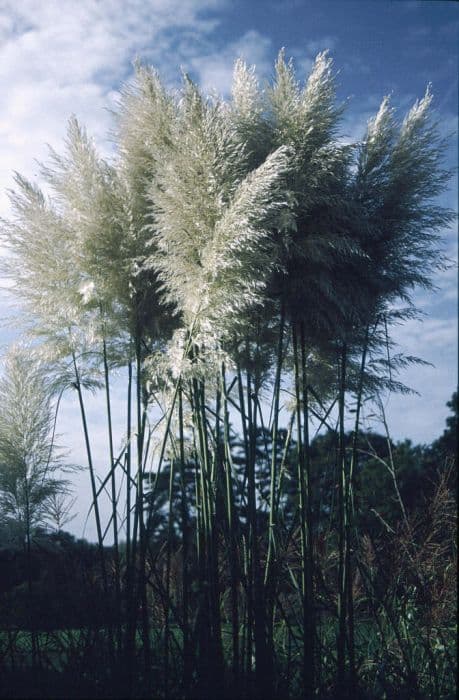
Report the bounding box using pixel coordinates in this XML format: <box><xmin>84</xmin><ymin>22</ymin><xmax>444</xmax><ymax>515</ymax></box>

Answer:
<box><xmin>189</xmin><ymin>29</ymin><xmax>272</xmax><ymax>96</ymax></box>
<box><xmin>437</xmin><ymin>264</ymin><xmax>458</xmax><ymax>303</ymax></box>
<box><xmin>398</xmin><ymin>0</ymin><xmax>423</xmax><ymax>12</ymax></box>
<box><xmin>396</xmin><ymin>316</ymin><xmax>457</xmax><ymax>351</ymax></box>
<box><xmin>287</xmin><ymin>37</ymin><xmax>337</xmax><ymax>84</ymax></box>
<box><xmin>407</xmin><ymin>25</ymin><xmax>431</xmax><ymax>41</ymax></box>
<box><xmin>305</xmin><ymin>36</ymin><xmax>336</xmax><ymax>54</ymax></box>
<box><xmin>0</xmin><ymin>0</ymin><xmax>227</xmax><ymax>215</ymax></box>
<box><xmin>375</xmin><ymin>306</ymin><xmax>458</xmax><ymax>445</ymax></box>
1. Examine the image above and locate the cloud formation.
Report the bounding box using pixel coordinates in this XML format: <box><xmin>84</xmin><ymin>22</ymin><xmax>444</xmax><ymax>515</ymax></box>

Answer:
<box><xmin>190</xmin><ymin>29</ymin><xmax>272</xmax><ymax>95</ymax></box>
<box><xmin>0</xmin><ymin>0</ymin><xmax>228</xmax><ymax>212</ymax></box>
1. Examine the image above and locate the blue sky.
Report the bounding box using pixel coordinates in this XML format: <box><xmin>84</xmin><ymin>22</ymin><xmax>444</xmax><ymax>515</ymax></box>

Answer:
<box><xmin>0</xmin><ymin>0</ymin><xmax>457</xmax><ymax>540</ymax></box>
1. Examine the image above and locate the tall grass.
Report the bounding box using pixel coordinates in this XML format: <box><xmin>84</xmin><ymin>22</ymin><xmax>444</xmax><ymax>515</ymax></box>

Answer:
<box><xmin>0</xmin><ymin>51</ymin><xmax>455</xmax><ymax>699</ymax></box>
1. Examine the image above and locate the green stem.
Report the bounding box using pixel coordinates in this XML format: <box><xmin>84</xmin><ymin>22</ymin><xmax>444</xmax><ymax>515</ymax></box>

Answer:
<box><xmin>164</xmin><ymin>438</ymin><xmax>176</xmax><ymax>699</ymax></box>
<box><xmin>222</xmin><ymin>364</ymin><xmax>240</xmax><ymax>685</ymax></box>
<box><xmin>71</xmin><ymin>351</ymin><xmax>113</xmax><ymax>670</ymax></box>
<box><xmin>178</xmin><ymin>383</ymin><xmax>192</xmax><ymax>694</ymax></box>
<box><xmin>337</xmin><ymin>341</ymin><xmax>347</xmax><ymax>695</ymax></box>
<box><xmin>236</xmin><ymin>364</ymin><xmax>253</xmax><ymax>683</ymax></box>
<box><xmin>292</xmin><ymin>325</ymin><xmax>309</xmax><ymax>696</ymax></box>
<box><xmin>71</xmin><ymin>352</ymin><xmax>107</xmax><ymax>587</ymax></box>
<box><xmin>247</xmin><ymin>358</ymin><xmax>268</xmax><ymax>699</ymax></box>
<box><xmin>124</xmin><ymin>359</ymin><xmax>135</xmax><ymax>691</ymax></box>
<box><xmin>191</xmin><ymin>372</ymin><xmax>214</xmax><ymax>696</ymax></box>
<box><xmin>300</xmin><ymin>321</ymin><xmax>315</xmax><ymax>696</ymax></box>
<box><xmin>102</xmin><ymin>338</ymin><xmax>121</xmax><ymax>654</ymax></box>
<box><xmin>265</xmin><ymin>306</ymin><xmax>285</xmax><ymax>587</ymax></box>
<box><xmin>346</xmin><ymin>326</ymin><xmax>369</xmax><ymax>694</ymax></box>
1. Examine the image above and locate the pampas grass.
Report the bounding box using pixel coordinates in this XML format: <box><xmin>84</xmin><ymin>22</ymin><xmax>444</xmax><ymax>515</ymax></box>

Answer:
<box><xmin>0</xmin><ymin>50</ymin><xmax>454</xmax><ymax>699</ymax></box>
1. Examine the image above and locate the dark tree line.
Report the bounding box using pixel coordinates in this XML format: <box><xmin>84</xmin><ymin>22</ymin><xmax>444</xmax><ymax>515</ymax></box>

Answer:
<box><xmin>2</xmin><ymin>392</ymin><xmax>454</xmax><ymax>634</ymax></box>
